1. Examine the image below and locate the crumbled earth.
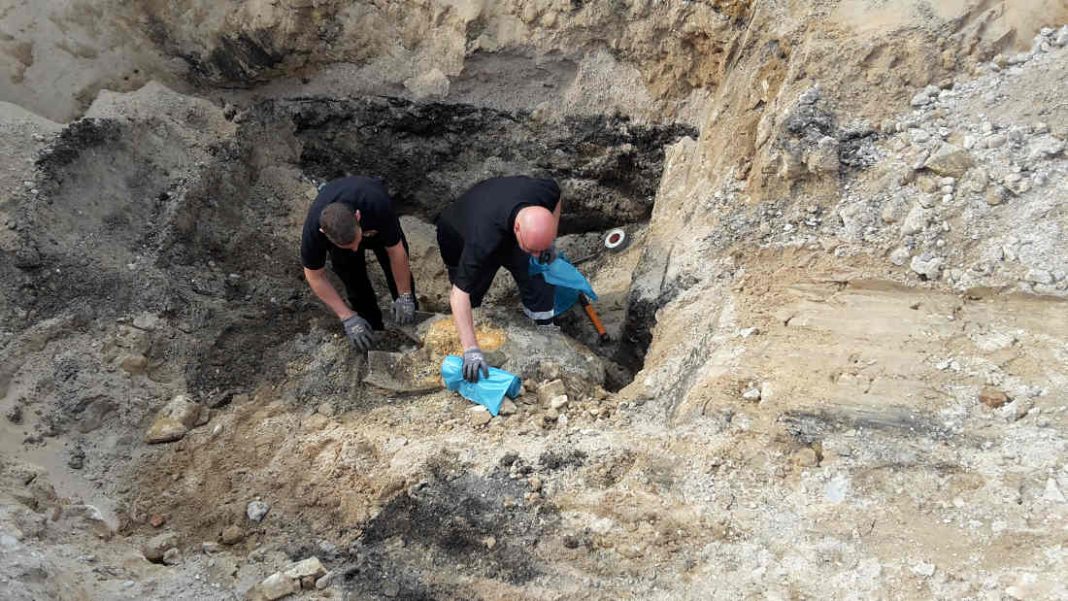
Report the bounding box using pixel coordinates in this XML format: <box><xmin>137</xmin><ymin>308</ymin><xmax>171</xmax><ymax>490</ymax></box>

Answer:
<box><xmin>2</xmin><ymin>3</ymin><xmax>1068</xmax><ymax>601</ymax></box>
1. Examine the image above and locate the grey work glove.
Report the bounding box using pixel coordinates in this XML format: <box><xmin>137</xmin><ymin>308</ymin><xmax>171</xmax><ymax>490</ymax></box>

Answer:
<box><xmin>342</xmin><ymin>314</ymin><xmax>374</xmax><ymax>352</ymax></box>
<box><xmin>391</xmin><ymin>292</ymin><xmax>416</xmax><ymax>325</ymax></box>
<box><xmin>462</xmin><ymin>347</ymin><xmax>491</xmax><ymax>383</ymax></box>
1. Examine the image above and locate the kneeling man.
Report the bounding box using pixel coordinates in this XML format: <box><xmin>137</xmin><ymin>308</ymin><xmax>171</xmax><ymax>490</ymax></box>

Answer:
<box><xmin>301</xmin><ymin>176</ymin><xmax>417</xmax><ymax>351</ymax></box>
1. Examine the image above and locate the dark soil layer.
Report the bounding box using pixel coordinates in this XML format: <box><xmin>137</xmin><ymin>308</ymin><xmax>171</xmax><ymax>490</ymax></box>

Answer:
<box><xmin>255</xmin><ymin>96</ymin><xmax>695</xmax><ymax>231</ymax></box>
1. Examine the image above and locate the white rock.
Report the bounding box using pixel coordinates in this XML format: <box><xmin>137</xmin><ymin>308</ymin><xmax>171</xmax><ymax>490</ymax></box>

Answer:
<box><xmin>910</xmin><ymin>253</ymin><xmax>945</xmax><ymax>280</ymax></box>
<box><xmin>315</xmin><ymin>570</ymin><xmax>337</xmax><ymax>590</ymax></box>
<box><xmin>144</xmin><ymin>395</ymin><xmax>203</xmax><ymax>444</ymax></box>
<box><xmin>910</xmin><ymin>92</ymin><xmax>932</xmax><ymax>107</ymax></box>
<box><xmin>247</xmin><ymin>500</ymin><xmax>270</xmax><ymax>523</ymax></box>
<box><xmin>283</xmin><ymin>556</ymin><xmax>326</xmax><ymax>580</ymax></box>
<box><xmin>549</xmin><ymin>395</ymin><xmax>569</xmax><ymax>410</ymax></box>
<box><xmin>741</xmin><ymin>386</ymin><xmax>761</xmax><ymax>402</ymax></box>
<box><xmin>911</xmin><ymin>561</ymin><xmax>936</xmax><ymax>577</ymax></box>
<box><xmin>132</xmin><ymin>313</ymin><xmax>161</xmax><ymax>331</ymax></box>
<box><xmin>255</xmin><ymin>572</ymin><xmax>300</xmax><ymax>601</ymax></box>
<box><xmin>889</xmin><ymin>247</ymin><xmax>911</xmax><ymax>266</ymax></box>
<box><xmin>1044</xmin><ymin>478</ymin><xmax>1066</xmax><ymax>503</ymax></box>
<box><xmin>537</xmin><ymin>379</ymin><xmax>566</xmax><ymax>405</ymax></box>
<box><xmin>1054</xmin><ymin>25</ymin><xmax>1068</xmax><ymax>47</ymax></box>
<box><xmin>900</xmin><ymin>206</ymin><xmax>931</xmax><ymax>235</ymax></box>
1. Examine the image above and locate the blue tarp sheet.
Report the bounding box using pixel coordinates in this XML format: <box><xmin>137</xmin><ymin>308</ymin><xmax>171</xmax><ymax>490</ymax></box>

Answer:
<box><xmin>441</xmin><ymin>355</ymin><xmax>523</xmax><ymax>416</ymax></box>
<box><xmin>528</xmin><ymin>254</ymin><xmax>597</xmax><ymax>315</ymax></box>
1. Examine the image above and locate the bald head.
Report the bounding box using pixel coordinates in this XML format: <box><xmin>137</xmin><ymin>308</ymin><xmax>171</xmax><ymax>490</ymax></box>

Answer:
<box><xmin>514</xmin><ymin>206</ymin><xmax>557</xmax><ymax>254</ymax></box>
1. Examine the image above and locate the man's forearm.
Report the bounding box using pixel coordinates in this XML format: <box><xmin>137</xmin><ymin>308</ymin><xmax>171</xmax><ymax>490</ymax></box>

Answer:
<box><xmin>386</xmin><ymin>244</ymin><xmax>412</xmax><ymax>295</ymax></box>
<box><xmin>304</xmin><ymin>269</ymin><xmax>354</xmax><ymax>320</ymax></box>
<box><xmin>449</xmin><ymin>285</ymin><xmax>479</xmax><ymax>350</ymax></box>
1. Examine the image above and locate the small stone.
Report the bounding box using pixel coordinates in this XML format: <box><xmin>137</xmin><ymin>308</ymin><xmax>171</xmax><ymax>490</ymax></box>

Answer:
<box><xmin>986</xmin><ymin>185</ymin><xmax>1008</xmax><ymax>206</ymax></box>
<box><xmin>901</xmin><ymin>206</ymin><xmax>930</xmax><ymax>235</ymax></box>
<box><xmin>528</xmin><ymin>476</ymin><xmax>543</xmax><ymax>492</ymax></box>
<box><xmin>254</xmin><ymin>572</ymin><xmax>300</xmax><ymax>601</ymax></box>
<box><xmin>142</xmin><ymin>532</ymin><xmax>179</xmax><ymax>563</ymax></box>
<box><xmin>910</xmin><ymin>91</ymin><xmax>933</xmax><ymax>107</ymax></box>
<box><xmin>741</xmin><ymin>386</ymin><xmax>761</xmax><ymax>402</ymax></box>
<box><xmin>4</xmin><ymin>405</ymin><xmax>22</xmax><ymax>424</ymax></box>
<box><xmin>149</xmin><ymin>514</ymin><xmax>166</xmax><ymax>528</ymax></box>
<box><xmin>910</xmin><ymin>253</ymin><xmax>944</xmax><ymax>280</ymax></box>
<box><xmin>220</xmin><ymin>525</ymin><xmax>244</xmax><ymax>545</ymax></box>
<box><xmin>889</xmin><ymin>247</ymin><xmax>911</xmax><ymax>266</ymax></box>
<box><xmin>537</xmin><ymin>380</ymin><xmax>566</xmax><ymax>405</ymax></box>
<box><xmin>1055</xmin><ymin>25</ymin><xmax>1068</xmax><ymax>47</ymax></box>
<box><xmin>144</xmin><ymin>395</ymin><xmax>203</xmax><ymax>444</ymax></box>
<box><xmin>549</xmin><ymin>395</ymin><xmax>569</xmax><ymax>410</ymax></box>
<box><xmin>67</xmin><ymin>446</ymin><xmax>85</xmax><ymax>470</ymax></box>
<box><xmin>383</xmin><ymin>581</ymin><xmax>401</xmax><ymax>597</ymax></box>
<box><xmin>986</xmin><ymin>133</ymin><xmax>1006</xmax><ymax>148</ymax></box>
<box><xmin>792</xmin><ymin>447</ymin><xmax>819</xmax><ymax>467</ymax></box>
<box><xmin>499</xmin><ymin>399</ymin><xmax>518</xmax><ymax>416</ymax></box>
<box><xmin>979</xmin><ymin>386</ymin><xmax>1009</xmax><ymax>408</ymax></box>
<box><xmin>300</xmin><ymin>576</ymin><xmax>316</xmax><ymax>590</ymax></box>
<box><xmin>317</xmin><ymin>402</ymin><xmax>335</xmax><ymax>417</ymax></box>
<box><xmin>924</xmin><ymin>143</ymin><xmax>974</xmax><ymax>177</ymax></box>
<box><xmin>467</xmin><ymin>405</ymin><xmax>492</xmax><ymax>426</ymax></box>
<box><xmin>132</xmin><ymin>313</ymin><xmax>160</xmax><ymax>331</ymax></box>
<box><xmin>247</xmin><ymin>500</ymin><xmax>270</xmax><ymax>523</ymax></box>
<box><xmin>911</xmin><ymin>561</ymin><xmax>936</xmax><ymax>577</ymax></box>
<box><xmin>201</xmin><ymin>541</ymin><xmax>221</xmax><ymax>554</ymax></box>
<box><xmin>283</xmin><ymin>557</ymin><xmax>326</xmax><ymax>580</ymax></box>
<box><xmin>162</xmin><ymin>547</ymin><xmax>181</xmax><ymax>565</ymax></box>
<box><xmin>315</xmin><ymin>570</ymin><xmax>337</xmax><ymax>590</ymax></box>
<box><xmin>545</xmin><ymin>408</ymin><xmax>559</xmax><ymax>421</ymax></box>
<box><xmin>483</xmin><ymin>536</ymin><xmax>497</xmax><ymax>549</ymax></box>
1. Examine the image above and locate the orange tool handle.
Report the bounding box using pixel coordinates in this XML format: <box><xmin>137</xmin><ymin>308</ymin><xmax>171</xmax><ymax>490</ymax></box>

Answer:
<box><xmin>583</xmin><ymin>303</ymin><xmax>607</xmax><ymax>337</ymax></box>
<box><xmin>579</xmin><ymin>294</ymin><xmax>610</xmax><ymax>343</ymax></box>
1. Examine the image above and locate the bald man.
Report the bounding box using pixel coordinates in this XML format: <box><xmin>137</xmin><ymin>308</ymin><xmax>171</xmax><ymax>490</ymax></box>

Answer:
<box><xmin>435</xmin><ymin>176</ymin><xmax>562</xmax><ymax>381</ymax></box>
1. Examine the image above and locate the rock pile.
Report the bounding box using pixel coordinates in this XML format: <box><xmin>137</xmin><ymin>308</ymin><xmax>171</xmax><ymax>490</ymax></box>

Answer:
<box><xmin>247</xmin><ymin>557</ymin><xmax>328</xmax><ymax>601</ymax></box>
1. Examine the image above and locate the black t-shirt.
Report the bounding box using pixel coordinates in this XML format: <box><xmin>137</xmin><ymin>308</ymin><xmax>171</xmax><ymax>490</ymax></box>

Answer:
<box><xmin>300</xmin><ymin>176</ymin><xmax>403</xmax><ymax>270</ymax></box>
<box><xmin>439</xmin><ymin>176</ymin><xmax>560</xmax><ymax>293</ymax></box>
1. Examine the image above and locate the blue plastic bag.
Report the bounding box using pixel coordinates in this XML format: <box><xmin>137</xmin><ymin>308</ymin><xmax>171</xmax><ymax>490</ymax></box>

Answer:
<box><xmin>441</xmin><ymin>355</ymin><xmax>523</xmax><ymax>416</ymax></box>
<box><xmin>528</xmin><ymin>254</ymin><xmax>597</xmax><ymax>315</ymax></box>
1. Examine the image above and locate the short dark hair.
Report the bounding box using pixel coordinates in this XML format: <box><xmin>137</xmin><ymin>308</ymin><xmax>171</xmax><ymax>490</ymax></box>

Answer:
<box><xmin>320</xmin><ymin>203</ymin><xmax>360</xmax><ymax>245</ymax></box>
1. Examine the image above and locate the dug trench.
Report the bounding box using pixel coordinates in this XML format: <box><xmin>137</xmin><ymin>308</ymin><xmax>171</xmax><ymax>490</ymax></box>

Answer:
<box><xmin>0</xmin><ymin>86</ymin><xmax>696</xmax><ymax>599</ymax></box>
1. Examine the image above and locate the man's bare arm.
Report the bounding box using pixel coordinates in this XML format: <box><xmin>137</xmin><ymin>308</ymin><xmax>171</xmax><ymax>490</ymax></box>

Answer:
<box><xmin>449</xmin><ymin>285</ymin><xmax>479</xmax><ymax>350</ymax></box>
<box><xmin>384</xmin><ymin>242</ymin><xmax>413</xmax><ymax>295</ymax></box>
<box><xmin>304</xmin><ymin>267</ymin><xmax>355</xmax><ymax>320</ymax></box>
